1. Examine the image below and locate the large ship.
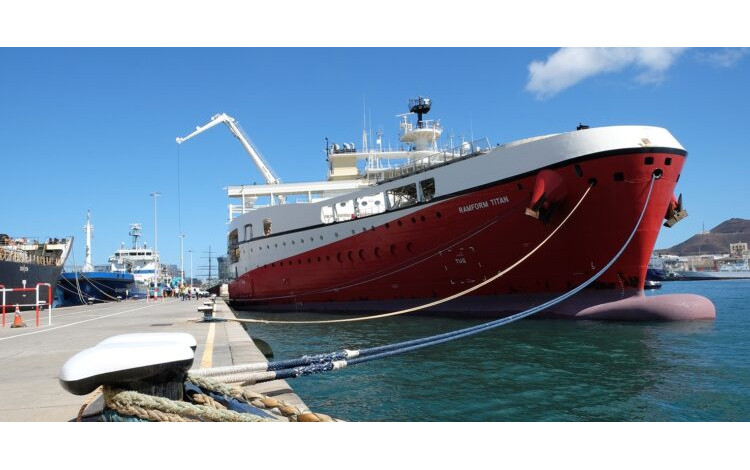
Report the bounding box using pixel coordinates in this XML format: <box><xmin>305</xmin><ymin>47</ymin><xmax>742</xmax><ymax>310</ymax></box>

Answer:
<box><xmin>107</xmin><ymin>223</ymin><xmax>158</xmax><ymax>298</ymax></box>
<box><xmin>672</xmin><ymin>258</ymin><xmax>750</xmax><ymax>280</ymax></box>
<box><xmin>57</xmin><ymin>212</ymin><xmax>137</xmax><ymax>305</ymax></box>
<box><xmin>177</xmin><ymin>98</ymin><xmax>715</xmax><ymax>320</ymax></box>
<box><xmin>1</xmin><ymin>233</ymin><xmax>72</xmax><ymax>310</ymax></box>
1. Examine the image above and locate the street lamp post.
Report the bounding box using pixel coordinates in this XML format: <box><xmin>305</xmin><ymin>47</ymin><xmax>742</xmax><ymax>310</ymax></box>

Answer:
<box><xmin>188</xmin><ymin>249</ymin><xmax>193</xmax><ymax>289</ymax></box>
<box><xmin>179</xmin><ymin>234</ymin><xmax>185</xmax><ymax>281</ymax></box>
<box><xmin>150</xmin><ymin>192</ymin><xmax>161</xmax><ymax>287</ymax></box>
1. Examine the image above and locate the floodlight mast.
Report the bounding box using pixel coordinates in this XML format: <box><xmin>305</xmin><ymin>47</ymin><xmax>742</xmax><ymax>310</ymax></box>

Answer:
<box><xmin>176</xmin><ymin>113</ymin><xmax>280</xmax><ymax>186</ymax></box>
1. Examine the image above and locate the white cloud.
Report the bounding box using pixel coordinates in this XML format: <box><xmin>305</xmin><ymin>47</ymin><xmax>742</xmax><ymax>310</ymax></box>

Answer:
<box><xmin>526</xmin><ymin>47</ymin><xmax>688</xmax><ymax>99</ymax></box>
<box><xmin>696</xmin><ymin>47</ymin><xmax>749</xmax><ymax>68</ymax></box>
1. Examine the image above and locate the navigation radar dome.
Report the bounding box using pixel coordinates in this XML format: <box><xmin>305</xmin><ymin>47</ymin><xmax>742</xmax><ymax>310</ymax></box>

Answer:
<box><xmin>409</xmin><ymin>97</ymin><xmax>432</xmax><ymax>127</ymax></box>
<box><xmin>409</xmin><ymin>97</ymin><xmax>431</xmax><ymax>115</ymax></box>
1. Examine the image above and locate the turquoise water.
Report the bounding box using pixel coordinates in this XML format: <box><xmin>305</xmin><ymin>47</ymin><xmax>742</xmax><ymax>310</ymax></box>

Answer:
<box><xmin>237</xmin><ymin>280</ymin><xmax>750</xmax><ymax>421</ymax></box>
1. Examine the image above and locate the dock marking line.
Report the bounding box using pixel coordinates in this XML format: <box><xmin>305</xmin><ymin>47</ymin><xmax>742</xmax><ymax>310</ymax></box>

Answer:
<box><xmin>200</xmin><ymin>322</ymin><xmax>216</xmax><ymax>369</ymax></box>
<box><xmin>0</xmin><ymin>302</ymin><xmax>168</xmax><ymax>343</ymax></box>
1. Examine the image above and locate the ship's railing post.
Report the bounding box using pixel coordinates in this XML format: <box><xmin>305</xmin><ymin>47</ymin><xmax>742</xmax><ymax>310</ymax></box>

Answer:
<box><xmin>36</xmin><ymin>283</ymin><xmax>53</xmax><ymax>326</ymax></box>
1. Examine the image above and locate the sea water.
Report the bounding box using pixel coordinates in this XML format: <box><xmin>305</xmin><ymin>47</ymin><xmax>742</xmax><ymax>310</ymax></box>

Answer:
<box><xmin>238</xmin><ymin>280</ymin><xmax>750</xmax><ymax>421</ymax></box>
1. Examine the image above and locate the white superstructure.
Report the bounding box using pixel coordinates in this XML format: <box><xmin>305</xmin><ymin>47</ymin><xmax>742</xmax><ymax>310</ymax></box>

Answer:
<box><xmin>108</xmin><ymin>223</ymin><xmax>159</xmax><ymax>287</ymax></box>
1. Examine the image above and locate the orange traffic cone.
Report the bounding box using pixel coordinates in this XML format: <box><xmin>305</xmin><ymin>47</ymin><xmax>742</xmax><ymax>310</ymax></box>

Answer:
<box><xmin>10</xmin><ymin>305</ymin><xmax>26</xmax><ymax>328</ymax></box>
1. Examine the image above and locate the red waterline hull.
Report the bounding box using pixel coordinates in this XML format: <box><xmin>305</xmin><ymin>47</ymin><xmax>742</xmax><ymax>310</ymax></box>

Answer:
<box><xmin>229</xmin><ymin>150</ymin><xmax>715</xmax><ymax>320</ymax></box>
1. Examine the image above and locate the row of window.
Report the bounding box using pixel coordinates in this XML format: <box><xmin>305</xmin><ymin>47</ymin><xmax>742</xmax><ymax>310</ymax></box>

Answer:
<box><xmin>264</xmin><ymin>242</ymin><xmax>416</xmax><ymax>268</ymax></box>
<box><xmin>228</xmin><ymin>207</ymin><xmax>444</xmax><ymax>265</ymax></box>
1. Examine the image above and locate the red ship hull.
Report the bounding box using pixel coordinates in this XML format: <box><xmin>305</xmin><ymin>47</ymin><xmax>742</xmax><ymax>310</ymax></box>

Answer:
<box><xmin>229</xmin><ymin>148</ymin><xmax>715</xmax><ymax>320</ymax></box>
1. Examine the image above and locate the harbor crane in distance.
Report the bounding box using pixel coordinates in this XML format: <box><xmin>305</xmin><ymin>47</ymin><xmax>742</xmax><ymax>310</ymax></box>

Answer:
<box><xmin>176</xmin><ymin>113</ymin><xmax>281</xmax><ymax>186</ymax></box>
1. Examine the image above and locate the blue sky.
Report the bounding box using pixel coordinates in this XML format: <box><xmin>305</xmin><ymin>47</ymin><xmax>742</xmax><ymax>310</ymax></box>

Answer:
<box><xmin>1</xmin><ymin>47</ymin><xmax>748</xmax><ymax>274</ymax></box>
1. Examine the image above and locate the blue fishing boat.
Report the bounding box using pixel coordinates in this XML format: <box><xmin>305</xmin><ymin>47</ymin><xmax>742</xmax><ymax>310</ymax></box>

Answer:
<box><xmin>56</xmin><ymin>212</ymin><xmax>140</xmax><ymax>305</ymax></box>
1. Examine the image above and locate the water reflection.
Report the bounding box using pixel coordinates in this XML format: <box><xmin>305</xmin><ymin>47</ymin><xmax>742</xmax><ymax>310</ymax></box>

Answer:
<box><xmin>232</xmin><ymin>280</ymin><xmax>749</xmax><ymax>421</ymax></box>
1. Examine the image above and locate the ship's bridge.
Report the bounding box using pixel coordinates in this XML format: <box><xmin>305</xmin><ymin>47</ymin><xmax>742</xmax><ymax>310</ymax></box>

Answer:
<box><xmin>398</xmin><ymin>117</ymin><xmax>442</xmax><ymax>151</ymax></box>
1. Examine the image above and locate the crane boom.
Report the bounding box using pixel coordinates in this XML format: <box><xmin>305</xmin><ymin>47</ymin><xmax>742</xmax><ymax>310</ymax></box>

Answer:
<box><xmin>176</xmin><ymin>113</ymin><xmax>280</xmax><ymax>185</ymax></box>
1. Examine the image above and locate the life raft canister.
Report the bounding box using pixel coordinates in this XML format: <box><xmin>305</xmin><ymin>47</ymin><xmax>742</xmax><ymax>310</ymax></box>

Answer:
<box><xmin>525</xmin><ymin>169</ymin><xmax>567</xmax><ymax>222</ymax></box>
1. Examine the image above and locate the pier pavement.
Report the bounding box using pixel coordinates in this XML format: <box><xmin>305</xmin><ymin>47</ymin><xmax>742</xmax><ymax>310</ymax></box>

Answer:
<box><xmin>0</xmin><ymin>297</ymin><xmax>307</xmax><ymax>421</ymax></box>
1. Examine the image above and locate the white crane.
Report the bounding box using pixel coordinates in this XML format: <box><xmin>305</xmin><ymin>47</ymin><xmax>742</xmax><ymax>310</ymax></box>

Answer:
<box><xmin>176</xmin><ymin>113</ymin><xmax>281</xmax><ymax>186</ymax></box>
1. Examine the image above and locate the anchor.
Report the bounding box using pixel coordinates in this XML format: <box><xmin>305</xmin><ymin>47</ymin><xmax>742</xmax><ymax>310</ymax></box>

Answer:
<box><xmin>664</xmin><ymin>193</ymin><xmax>688</xmax><ymax>227</ymax></box>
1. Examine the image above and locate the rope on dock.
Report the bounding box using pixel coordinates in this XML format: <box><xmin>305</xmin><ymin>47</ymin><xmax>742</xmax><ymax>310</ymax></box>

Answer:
<box><xmin>193</xmin><ymin>175</ymin><xmax>657</xmax><ymax>385</ymax></box>
<box><xmin>80</xmin><ymin>374</ymin><xmax>337</xmax><ymax>422</ymax></box>
<box><xmin>186</xmin><ymin>374</ymin><xmax>335</xmax><ymax>422</ymax></box>
<box><xmin>102</xmin><ymin>386</ymin><xmax>271</xmax><ymax>422</ymax></box>
<box><xmin>229</xmin><ymin>181</ymin><xmax>594</xmax><ymax>325</ymax></box>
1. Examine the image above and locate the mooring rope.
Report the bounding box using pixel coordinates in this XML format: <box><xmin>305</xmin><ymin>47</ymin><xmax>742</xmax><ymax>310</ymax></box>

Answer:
<box><xmin>192</xmin><ymin>175</ymin><xmax>657</xmax><ymax>385</ymax></box>
<box><xmin>91</xmin><ymin>375</ymin><xmax>338</xmax><ymax>422</ymax></box>
<box><xmin>231</xmin><ymin>182</ymin><xmax>594</xmax><ymax>325</ymax></box>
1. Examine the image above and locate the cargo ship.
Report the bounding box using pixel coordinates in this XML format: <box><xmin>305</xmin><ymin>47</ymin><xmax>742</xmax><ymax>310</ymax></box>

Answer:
<box><xmin>177</xmin><ymin>98</ymin><xmax>715</xmax><ymax>320</ymax></box>
<box><xmin>1</xmin><ymin>233</ymin><xmax>72</xmax><ymax>310</ymax></box>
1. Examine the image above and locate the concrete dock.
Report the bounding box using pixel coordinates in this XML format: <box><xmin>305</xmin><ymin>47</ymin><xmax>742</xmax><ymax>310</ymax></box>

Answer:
<box><xmin>0</xmin><ymin>297</ymin><xmax>308</xmax><ymax>421</ymax></box>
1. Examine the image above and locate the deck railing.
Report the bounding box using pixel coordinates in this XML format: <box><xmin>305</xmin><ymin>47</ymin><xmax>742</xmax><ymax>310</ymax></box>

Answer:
<box><xmin>367</xmin><ymin>138</ymin><xmax>492</xmax><ymax>184</ymax></box>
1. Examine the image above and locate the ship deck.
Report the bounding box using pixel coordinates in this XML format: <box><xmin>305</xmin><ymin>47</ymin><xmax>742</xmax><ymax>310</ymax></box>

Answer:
<box><xmin>0</xmin><ymin>297</ymin><xmax>307</xmax><ymax>421</ymax></box>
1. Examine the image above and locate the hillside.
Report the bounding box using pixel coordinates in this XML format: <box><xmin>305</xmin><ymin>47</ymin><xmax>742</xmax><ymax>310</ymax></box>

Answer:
<box><xmin>657</xmin><ymin>218</ymin><xmax>750</xmax><ymax>256</ymax></box>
